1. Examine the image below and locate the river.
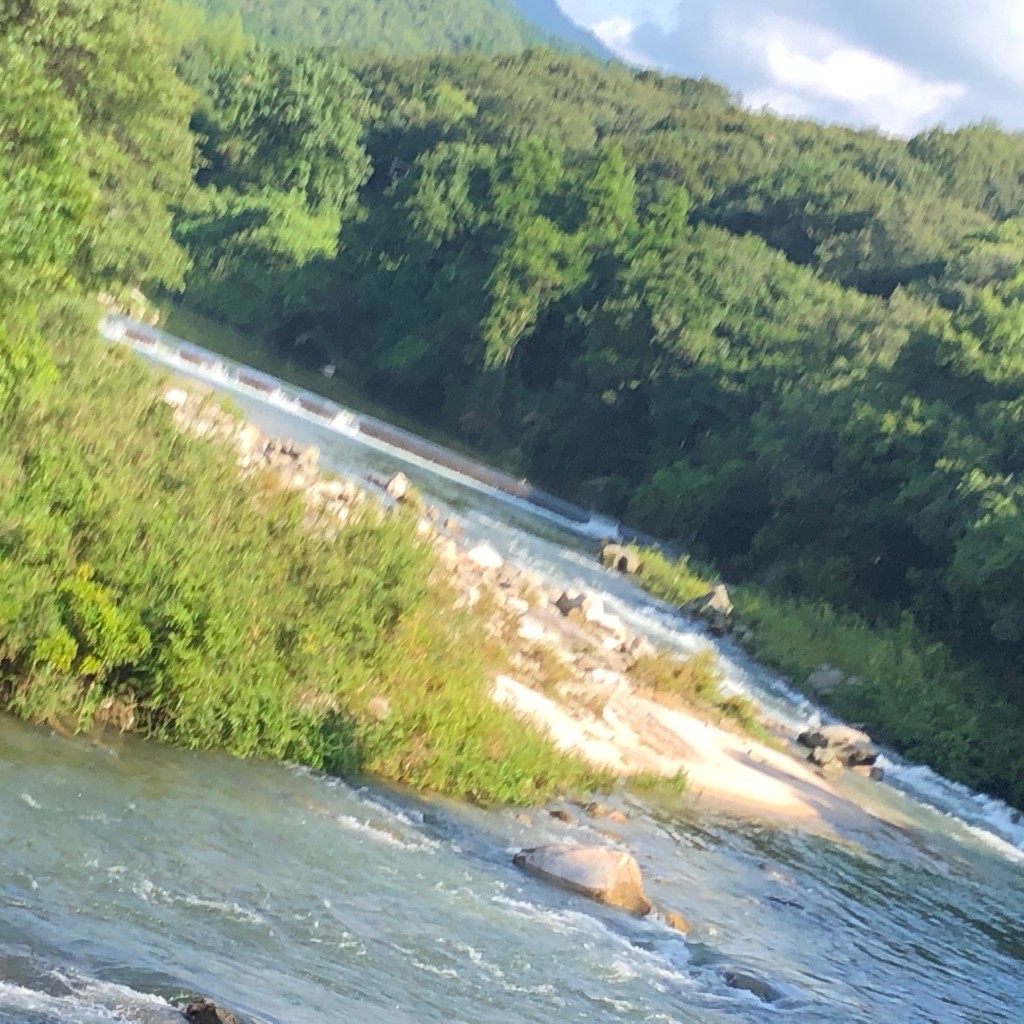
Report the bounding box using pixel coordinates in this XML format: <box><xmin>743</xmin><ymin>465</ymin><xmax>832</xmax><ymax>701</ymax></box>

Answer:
<box><xmin>3</xmin><ymin>333</ymin><xmax>1024</xmax><ymax>1023</ymax></box>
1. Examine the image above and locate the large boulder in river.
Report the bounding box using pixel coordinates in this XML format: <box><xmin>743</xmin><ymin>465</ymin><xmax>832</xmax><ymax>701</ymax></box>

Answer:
<box><xmin>685</xmin><ymin>585</ymin><xmax>733</xmax><ymax>635</ymax></box>
<box><xmin>798</xmin><ymin>724</ymin><xmax>872</xmax><ymax>749</ymax></box>
<box><xmin>513</xmin><ymin>844</ymin><xmax>652</xmax><ymax>915</ymax></box>
<box><xmin>798</xmin><ymin>724</ymin><xmax>879</xmax><ymax>768</ymax></box>
<box><xmin>599</xmin><ymin>543</ymin><xmax>640</xmax><ymax>574</ymax></box>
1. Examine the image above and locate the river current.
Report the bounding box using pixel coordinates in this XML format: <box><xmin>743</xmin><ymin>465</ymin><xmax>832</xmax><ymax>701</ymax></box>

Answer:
<box><xmin>3</xmin><ymin>338</ymin><xmax>1024</xmax><ymax>1023</ymax></box>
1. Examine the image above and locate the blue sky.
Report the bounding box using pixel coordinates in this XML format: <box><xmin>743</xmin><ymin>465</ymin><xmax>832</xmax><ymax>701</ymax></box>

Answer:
<box><xmin>555</xmin><ymin>1</ymin><xmax>1024</xmax><ymax>135</ymax></box>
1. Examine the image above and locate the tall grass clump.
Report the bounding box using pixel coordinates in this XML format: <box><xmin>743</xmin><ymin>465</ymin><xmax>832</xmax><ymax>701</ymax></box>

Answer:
<box><xmin>631</xmin><ymin>547</ymin><xmax>716</xmax><ymax>606</ymax></box>
<box><xmin>628</xmin><ymin>649</ymin><xmax>766</xmax><ymax>740</ymax></box>
<box><xmin>0</xmin><ymin>332</ymin><xmax>609</xmax><ymax>805</ymax></box>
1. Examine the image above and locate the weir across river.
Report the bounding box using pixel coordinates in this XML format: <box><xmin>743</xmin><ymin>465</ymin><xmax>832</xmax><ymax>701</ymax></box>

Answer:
<box><xmin>100</xmin><ymin>314</ymin><xmax>625</xmax><ymax>536</ymax></box>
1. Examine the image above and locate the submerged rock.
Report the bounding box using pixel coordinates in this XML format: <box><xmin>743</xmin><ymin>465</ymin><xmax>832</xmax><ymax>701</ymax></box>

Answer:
<box><xmin>582</xmin><ymin>801</ymin><xmax>629</xmax><ymax>824</ymax></box>
<box><xmin>663</xmin><ymin>910</ymin><xmax>691</xmax><ymax>933</ymax></box>
<box><xmin>513</xmin><ymin>844</ymin><xmax>652</xmax><ymax>915</ymax></box>
<box><xmin>183</xmin><ymin>997</ymin><xmax>246</xmax><ymax>1024</ymax></box>
<box><xmin>722</xmin><ymin>969</ymin><xmax>783</xmax><ymax>1003</ymax></box>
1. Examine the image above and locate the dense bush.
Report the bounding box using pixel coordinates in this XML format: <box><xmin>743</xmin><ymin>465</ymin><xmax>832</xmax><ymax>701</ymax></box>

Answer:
<box><xmin>0</xmin><ymin>0</ymin><xmax>609</xmax><ymax>805</ymax></box>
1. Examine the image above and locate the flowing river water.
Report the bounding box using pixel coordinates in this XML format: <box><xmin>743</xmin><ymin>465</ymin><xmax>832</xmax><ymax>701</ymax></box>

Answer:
<box><xmin>3</xmin><ymin>333</ymin><xmax>1024</xmax><ymax>1023</ymax></box>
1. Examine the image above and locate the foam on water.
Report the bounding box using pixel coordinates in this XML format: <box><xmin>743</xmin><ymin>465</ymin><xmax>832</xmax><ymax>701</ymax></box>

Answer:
<box><xmin>0</xmin><ymin>978</ymin><xmax>179</xmax><ymax>1024</ymax></box>
<box><xmin>878</xmin><ymin>757</ymin><xmax>1024</xmax><ymax>857</ymax></box>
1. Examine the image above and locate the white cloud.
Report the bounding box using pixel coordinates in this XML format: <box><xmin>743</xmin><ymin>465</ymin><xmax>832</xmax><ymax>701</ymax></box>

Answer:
<box><xmin>591</xmin><ymin>16</ymin><xmax>650</xmax><ymax>65</ymax></box>
<box><xmin>552</xmin><ymin>0</ymin><xmax>1024</xmax><ymax>133</ymax></box>
<box><xmin>735</xmin><ymin>17</ymin><xmax>966</xmax><ymax>134</ymax></box>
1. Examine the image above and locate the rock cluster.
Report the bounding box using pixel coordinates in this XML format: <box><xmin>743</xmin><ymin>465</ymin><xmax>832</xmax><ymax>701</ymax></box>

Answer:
<box><xmin>684</xmin><ymin>584</ymin><xmax>734</xmax><ymax>635</ymax></box>
<box><xmin>797</xmin><ymin>724</ymin><xmax>882</xmax><ymax>780</ymax></box>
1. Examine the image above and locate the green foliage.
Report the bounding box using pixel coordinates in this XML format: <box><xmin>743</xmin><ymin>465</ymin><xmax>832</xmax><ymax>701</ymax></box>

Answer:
<box><xmin>165</xmin><ymin>41</ymin><xmax>1024</xmax><ymax>806</ymax></box>
<box><xmin>0</xmin><ymin>337</ymin><xmax>607</xmax><ymax>803</ymax></box>
<box><xmin>631</xmin><ymin>548</ymin><xmax>716</xmax><ymax>607</ymax></box>
<box><xmin>190</xmin><ymin>0</ymin><xmax>606</xmax><ymax>56</ymax></box>
<box><xmin>628</xmin><ymin>769</ymin><xmax>688</xmax><ymax>797</ymax></box>
<box><xmin>10</xmin><ymin>0</ymin><xmax>1024</xmax><ymax>807</ymax></box>
<box><xmin>0</xmin><ymin>0</ymin><xmax>609</xmax><ymax>805</ymax></box>
<box><xmin>630</xmin><ymin>650</ymin><xmax>723</xmax><ymax>705</ymax></box>
<box><xmin>1</xmin><ymin>0</ymin><xmax>198</xmax><ymax>291</ymax></box>
<box><xmin>732</xmin><ymin>587</ymin><xmax>1024</xmax><ymax>806</ymax></box>
<box><xmin>628</xmin><ymin>648</ymin><xmax>766</xmax><ymax>740</ymax></box>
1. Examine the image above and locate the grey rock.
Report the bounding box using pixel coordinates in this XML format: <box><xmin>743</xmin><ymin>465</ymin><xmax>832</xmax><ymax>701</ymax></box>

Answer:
<box><xmin>797</xmin><ymin>724</ymin><xmax>873</xmax><ymax>750</ymax></box>
<box><xmin>513</xmin><ymin>844</ymin><xmax>652</xmax><ymax>915</ymax></box>
<box><xmin>183</xmin><ymin>998</ymin><xmax>246</xmax><ymax>1024</ymax></box>
<box><xmin>685</xmin><ymin>585</ymin><xmax>733</xmax><ymax>634</ymax></box>
<box><xmin>805</xmin><ymin>664</ymin><xmax>847</xmax><ymax>695</ymax></box>
<box><xmin>554</xmin><ymin>591</ymin><xmax>587</xmax><ymax>617</ymax></box>
<box><xmin>722</xmin><ymin>970</ymin><xmax>783</xmax><ymax>1003</ymax></box>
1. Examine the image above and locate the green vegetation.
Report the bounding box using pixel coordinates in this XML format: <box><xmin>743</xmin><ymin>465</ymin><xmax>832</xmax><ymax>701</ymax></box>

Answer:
<box><xmin>629</xmin><ymin>649</ymin><xmax>766</xmax><ymax>739</ymax></box>
<box><xmin>10</xmin><ymin>0</ymin><xmax>1024</xmax><ymax>808</ymax></box>
<box><xmin>0</xmin><ymin>0</ymin><xmax>610</xmax><ymax>806</ymax></box>
<box><xmin>631</xmin><ymin>549</ymin><xmax>716</xmax><ymax>608</ymax></box>
<box><xmin>729</xmin><ymin>588</ymin><xmax>1019</xmax><ymax>799</ymax></box>
<box><xmin>162</xmin><ymin>26</ymin><xmax>1024</xmax><ymax>806</ymax></box>
<box><xmin>187</xmin><ymin>0</ymin><xmax>609</xmax><ymax>56</ymax></box>
<box><xmin>628</xmin><ymin>548</ymin><xmax>1024</xmax><ymax>800</ymax></box>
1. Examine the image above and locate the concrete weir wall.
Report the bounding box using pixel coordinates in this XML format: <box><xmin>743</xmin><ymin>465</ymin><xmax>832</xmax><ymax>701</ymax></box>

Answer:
<box><xmin>100</xmin><ymin>315</ymin><xmax>610</xmax><ymax>531</ymax></box>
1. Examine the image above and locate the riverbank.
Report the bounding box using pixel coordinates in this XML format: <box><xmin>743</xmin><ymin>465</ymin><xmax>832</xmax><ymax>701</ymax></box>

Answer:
<box><xmin>0</xmin><ymin>334</ymin><xmax>607</xmax><ymax>806</ymax></box>
<box><xmin>144</xmin><ymin>304</ymin><xmax>1024</xmax><ymax>816</ymax></box>
<box><xmin>164</xmin><ymin>380</ymin><xmax>883</xmax><ymax>831</ymax></box>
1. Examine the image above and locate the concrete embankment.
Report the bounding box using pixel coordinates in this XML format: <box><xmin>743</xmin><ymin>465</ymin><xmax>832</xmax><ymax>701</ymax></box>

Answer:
<box><xmin>100</xmin><ymin>315</ymin><xmax>605</xmax><ymax>531</ymax></box>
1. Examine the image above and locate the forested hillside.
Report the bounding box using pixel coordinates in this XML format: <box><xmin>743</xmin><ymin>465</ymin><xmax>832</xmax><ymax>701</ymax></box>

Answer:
<box><xmin>164</xmin><ymin>13</ymin><xmax>1024</xmax><ymax>804</ymax></box>
<box><xmin>8</xmin><ymin>0</ymin><xmax>1024</xmax><ymax>805</ymax></box>
<box><xmin>192</xmin><ymin>0</ymin><xmax>610</xmax><ymax>56</ymax></box>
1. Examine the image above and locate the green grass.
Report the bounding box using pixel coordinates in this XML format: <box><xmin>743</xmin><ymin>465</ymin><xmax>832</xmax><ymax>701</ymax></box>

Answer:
<box><xmin>0</xmin><ymin>327</ymin><xmax>611</xmax><ymax>806</ymax></box>
<box><xmin>630</xmin><ymin>546</ymin><xmax>716</xmax><ymax>606</ymax></box>
<box><xmin>628</xmin><ymin>648</ymin><xmax>769</xmax><ymax>741</ymax></box>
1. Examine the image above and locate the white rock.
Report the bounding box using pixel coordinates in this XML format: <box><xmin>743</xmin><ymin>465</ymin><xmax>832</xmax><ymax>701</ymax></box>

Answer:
<box><xmin>517</xmin><ymin>615</ymin><xmax>549</xmax><ymax>643</ymax></box>
<box><xmin>385</xmin><ymin>471</ymin><xmax>411</xmax><ymax>501</ymax></box>
<box><xmin>163</xmin><ymin>388</ymin><xmax>189</xmax><ymax>408</ymax></box>
<box><xmin>467</xmin><ymin>543</ymin><xmax>504</xmax><ymax>571</ymax></box>
<box><xmin>513</xmin><ymin>844</ymin><xmax>651</xmax><ymax>915</ymax></box>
